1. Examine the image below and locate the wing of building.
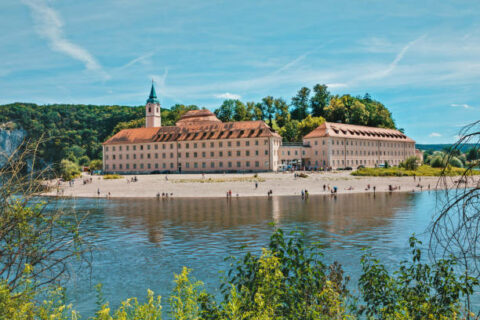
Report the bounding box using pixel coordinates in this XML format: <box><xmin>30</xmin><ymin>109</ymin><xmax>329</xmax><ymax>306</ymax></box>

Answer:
<box><xmin>103</xmin><ymin>84</ymin><xmax>416</xmax><ymax>173</ymax></box>
<box><xmin>279</xmin><ymin>122</ymin><xmax>416</xmax><ymax>170</ymax></box>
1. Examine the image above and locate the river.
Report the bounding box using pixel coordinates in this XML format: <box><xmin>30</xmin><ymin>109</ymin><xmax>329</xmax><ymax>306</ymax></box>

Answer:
<box><xmin>58</xmin><ymin>191</ymin><xmax>477</xmax><ymax>316</ymax></box>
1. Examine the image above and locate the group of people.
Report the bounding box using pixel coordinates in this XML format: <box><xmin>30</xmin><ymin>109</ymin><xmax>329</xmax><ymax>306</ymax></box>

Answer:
<box><xmin>300</xmin><ymin>189</ymin><xmax>309</xmax><ymax>199</ymax></box>
<box><xmin>127</xmin><ymin>176</ymin><xmax>139</xmax><ymax>184</ymax></box>
<box><xmin>156</xmin><ymin>192</ymin><xmax>173</xmax><ymax>199</ymax></box>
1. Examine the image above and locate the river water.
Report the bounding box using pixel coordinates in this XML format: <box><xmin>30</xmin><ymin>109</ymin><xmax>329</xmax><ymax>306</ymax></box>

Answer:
<box><xmin>59</xmin><ymin>191</ymin><xmax>476</xmax><ymax>315</ymax></box>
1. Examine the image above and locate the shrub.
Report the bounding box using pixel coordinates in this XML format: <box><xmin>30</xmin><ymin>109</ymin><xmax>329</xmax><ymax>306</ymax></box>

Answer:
<box><xmin>103</xmin><ymin>174</ymin><xmax>123</xmax><ymax>180</ymax></box>
<box><xmin>399</xmin><ymin>156</ymin><xmax>419</xmax><ymax>170</ymax></box>
<box><xmin>59</xmin><ymin>159</ymin><xmax>81</xmax><ymax>181</ymax></box>
<box><xmin>90</xmin><ymin>159</ymin><xmax>103</xmax><ymax>171</ymax></box>
<box><xmin>449</xmin><ymin>156</ymin><xmax>463</xmax><ymax>168</ymax></box>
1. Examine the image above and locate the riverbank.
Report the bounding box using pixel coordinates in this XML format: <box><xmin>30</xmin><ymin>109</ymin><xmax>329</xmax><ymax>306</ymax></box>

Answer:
<box><xmin>42</xmin><ymin>171</ymin><xmax>479</xmax><ymax>199</ymax></box>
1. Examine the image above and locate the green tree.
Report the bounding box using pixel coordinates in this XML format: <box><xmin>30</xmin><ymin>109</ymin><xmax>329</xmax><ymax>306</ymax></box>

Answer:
<box><xmin>291</xmin><ymin>87</ymin><xmax>311</xmax><ymax>120</ymax></box>
<box><xmin>214</xmin><ymin>100</ymin><xmax>236</xmax><ymax>122</ymax></box>
<box><xmin>298</xmin><ymin>115</ymin><xmax>325</xmax><ymax>138</ymax></box>
<box><xmin>78</xmin><ymin>155</ymin><xmax>90</xmax><ymax>166</ymax></box>
<box><xmin>310</xmin><ymin>84</ymin><xmax>330</xmax><ymax>117</ymax></box>
<box><xmin>90</xmin><ymin>159</ymin><xmax>103</xmax><ymax>170</ymax></box>
<box><xmin>274</xmin><ymin>98</ymin><xmax>290</xmax><ymax>128</ymax></box>
<box><xmin>280</xmin><ymin>119</ymin><xmax>300</xmax><ymax>142</ymax></box>
<box><xmin>466</xmin><ymin>148</ymin><xmax>479</xmax><ymax>161</ymax></box>
<box><xmin>233</xmin><ymin>100</ymin><xmax>250</xmax><ymax>121</ymax></box>
<box><xmin>59</xmin><ymin>159</ymin><xmax>81</xmax><ymax>181</ymax></box>
<box><xmin>262</xmin><ymin>96</ymin><xmax>275</xmax><ymax>126</ymax></box>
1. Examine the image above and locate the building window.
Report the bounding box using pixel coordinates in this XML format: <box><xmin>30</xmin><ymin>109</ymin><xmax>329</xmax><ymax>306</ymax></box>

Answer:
<box><xmin>255</xmin><ymin>150</ymin><xmax>259</xmax><ymax>156</ymax></box>
<box><xmin>133</xmin><ymin>164</ymin><xmax>136</xmax><ymax>169</ymax></box>
<box><xmin>112</xmin><ymin>155</ymin><xmax>116</xmax><ymax>160</ymax></box>
<box><xmin>186</xmin><ymin>152</ymin><xmax>189</xmax><ymax>158</ymax></box>
<box><xmin>255</xmin><ymin>140</ymin><xmax>259</xmax><ymax>146</ymax></box>
<box><xmin>155</xmin><ymin>163</ymin><xmax>159</xmax><ymax>169</ymax></box>
<box><xmin>246</xmin><ymin>161</ymin><xmax>250</xmax><ymax>167</ymax></box>
<box><xmin>105</xmin><ymin>147</ymin><xmax>109</xmax><ymax>152</ymax></box>
<box><xmin>147</xmin><ymin>145</ymin><xmax>151</xmax><ymax>150</ymax></box>
<box><xmin>133</xmin><ymin>145</ymin><xmax>136</xmax><ymax>151</ymax></box>
<box><xmin>112</xmin><ymin>164</ymin><xmax>116</xmax><ymax>170</ymax></box>
<box><xmin>255</xmin><ymin>161</ymin><xmax>259</xmax><ymax>167</ymax></box>
<box><xmin>265</xmin><ymin>150</ymin><xmax>268</xmax><ymax>155</ymax></box>
<box><xmin>147</xmin><ymin>163</ymin><xmax>151</xmax><ymax>169</ymax></box>
<box><xmin>162</xmin><ymin>153</ymin><xmax>166</xmax><ymax>159</ymax></box>
<box><xmin>119</xmin><ymin>164</ymin><xmax>122</xmax><ymax>169</ymax></box>
<box><xmin>140</xmin><ymin>154</ymin><xmax>144</xmax><ymax>159</ymax></box>
<box><xmin>211</xmin><ymin>162</ymin><xmax>215</xmax><ymax>168</ymax></box>
<box><xmin>186</xmin><ymin>162</ymin><xmax>190</xmax><ymax>168</ymax></box>
<box><xmin>228</xmin><ymin>141</ymin><xmax>232</xmax><ymax>147</ymax></box>
<box><xmin>219</xmin><ymin>142</ymin><xmax>223</xmax><ymax>147</ymax></box>
<box><xmin>170</xmin><ymin>153</ymin><xmax>174</xmax><ymax>158</ymax></box>
<box><xmin>246</xmin><ymin>150</ymin><xmax>250</xmax><ymax>156</ymax></box>
<box><xmin>194</xmin><ymin>152</ymin><xmax>198</xmax><ymax>157</ymax></box>
<box><xmin>237</xmin><ymin>141</ymin><xmax>240</xmax><ymax>147</ymax></box>
<box><xmin>194</xmin><ymin>162</ymin><xmax>198</xmax><ymax>168</ymax></box>
<box><xmin>186</xmin><ymin>143</ymin><xmax>189</xmax><ymax>149</ymax></box>
<box><xmin>210</xmin><ymin>142</ymin><xmax>214</xmax><ymax>147</ymax></box>
<box><xmin>113</xmin><ymin>146</ymin><xmax>116</xmax><ymax>151</ymax></box>
<box><xmin>202</xmin><ymin>152</ymin><xmax>206</xmax><ymax>157</ymax></box>
<box><xmin>237</xmin><ymin>161</ymin><xmax>241</xmax><ymax>168</ymax></box>
<box><xmin>126</xmin><ymin>164</ymin><xmax>129</xmax><ymax>169</ymax></box>
<box><xmin>210</xmin><ymin>151</ymin><xmax>214</xmax><ymax>157</ymax></box>
<box><xmin>246</xmin><ymin>141</ymin><xmax>250</xmax><ymax>146</ymax></box>
<box><xmin>228</xmin><ymin>161</ymin><xmax>232</xmax><ymax>168</ymax></box>
<box><xmin>162</xmin><ymin>163</ymin><xmax>166</xmax><ymax>168</ymax></box>
<box><xmin>194</xmin><ymin>143</ymin><xmax>197</xmax><ymax>148</ymax></box>
<box><xmin>140</xmin><ymin>163</ymin><xmax>144</xmax><ymax>169</ymax></box>
<box><xmin>228</xmin><ymin>151</ymin><xmax>232</xmax><ymax>157</ymax></box>
<box><xmin>140</xmin><ymin>145</ymin><xmax>144</xmax><ymax>150</ymax></box>
<box><xmin>170</xmin><ymin>163</ymin><xmax>173</xmax><ymax>168</ymax></box>
<box><xmin>155</xmin><ymin>144</ymin><xmax>158</xmax><ymax>150</ymax></box>
<box><xmin>202</xmin><ymin>142</ymin><xmax>206</xmax><ymax>148</ymax></box>
<box><xmin>202</xmin><ymin>162</ymin><xmax>206</xmax><ymax>168</ymax></box>
<box><xmin>147</xmin><ymin>153</ymin><xmax>151</xmax><ymax>159</ymax></box>
<box><xmin>219</xmin><ymin>161</ymin><xmax>223</xmax><ymax>167</ymax></box>
<box><xmin>219</xmin><ymin>151</ymin><xmax>223</xmax><ymax>157</ymax></box>
<box><xmin>237</xmin><ymin>151</ymin><xmax>241</xmax><ymax>156</ymax></box>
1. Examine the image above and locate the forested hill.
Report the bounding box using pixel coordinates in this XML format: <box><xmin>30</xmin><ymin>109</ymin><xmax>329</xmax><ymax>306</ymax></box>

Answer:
<box><xmin>0</xmin><ymin>84</ymin><xmax>397</xmax><ymax>165</ymax></box>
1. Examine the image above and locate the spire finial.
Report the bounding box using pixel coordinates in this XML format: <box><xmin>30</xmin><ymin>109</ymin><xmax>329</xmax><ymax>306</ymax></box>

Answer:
<box><xmin>147</xmin><ymin>81</ymin><xmax>159</xmax><ymax>104</ymax></box>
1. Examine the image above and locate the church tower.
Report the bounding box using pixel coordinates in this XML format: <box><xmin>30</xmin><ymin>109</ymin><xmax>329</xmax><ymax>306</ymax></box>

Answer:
<box><xmin>145</xmin><ymin>82</ymin><xmax>161</xmax><ymax>128</ymax></box>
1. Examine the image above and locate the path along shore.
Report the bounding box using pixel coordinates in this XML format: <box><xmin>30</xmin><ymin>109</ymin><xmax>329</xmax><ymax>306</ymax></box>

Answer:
<box><xmin>42</xmin><ymin>171</ymin><xmax>479</xmax><ymax>199</ymax></box>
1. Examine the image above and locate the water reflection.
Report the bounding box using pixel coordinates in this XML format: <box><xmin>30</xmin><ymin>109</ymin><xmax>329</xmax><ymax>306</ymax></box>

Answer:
<box><xmin>66</xmin><ymin>192</ymin><xmax>435</xmax><ymax>316</ymax></box>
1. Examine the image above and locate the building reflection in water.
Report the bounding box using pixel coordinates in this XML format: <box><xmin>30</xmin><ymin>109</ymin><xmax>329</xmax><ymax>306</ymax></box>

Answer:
<box><xmin>101</xmin><ymin>192</ymin><xmax>416</xmax><ymax>245</ymax></box>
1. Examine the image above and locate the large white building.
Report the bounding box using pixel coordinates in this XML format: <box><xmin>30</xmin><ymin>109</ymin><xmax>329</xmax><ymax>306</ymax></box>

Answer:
<box><xmin>103</xmin><ymin>85</ymin><xmax>416</xmax><ymax>173</ymax></box>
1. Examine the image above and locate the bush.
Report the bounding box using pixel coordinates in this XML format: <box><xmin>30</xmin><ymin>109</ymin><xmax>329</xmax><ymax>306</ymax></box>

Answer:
<box><xmin>399</xmin><ymin>156</ymin><xmax>419</xmax><ymax>170</ymax></box>
<box><xmin>59</xmin><ymin>159</ymin><xmax>81</xmax><ymax>181</ymax></box>
<box><xmin>90</xmin><ymin>159</ymin><xmax>103</xmax><ymax>171</ymax></box>
<box><xmin>297</xmin><ymin>172</ymin><xmax>309</xmax><ymax>178</ymax></box>
<box><xmin>430</xmin><ymin>155</ymin><xmax>445</xmax><ymax>168</ymax></box>
<box><xmin>449</xmin><ymin>156</ymin><xmax>463</xmax><ymax>168</ymax></box>
<box><xmin>351</xmin><ymin>165</ymin><xmax>480</xmax><ymax>177</ymax></box>
<box><xmin>103</xmin><ymin>174</ymin><xmax>123</xmax><ymax>180</ymax></box>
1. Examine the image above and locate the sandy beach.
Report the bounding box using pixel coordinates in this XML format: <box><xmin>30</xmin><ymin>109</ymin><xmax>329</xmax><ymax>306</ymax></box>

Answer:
<box><xmin>43</xmin><ymin>171</ymin><xmax>478</xmax><ymax>199</ymax></box>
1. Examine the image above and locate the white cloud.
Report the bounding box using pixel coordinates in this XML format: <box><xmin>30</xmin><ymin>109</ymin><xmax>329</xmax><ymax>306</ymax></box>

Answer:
<box><xmin>429</xmin><ymin>132</ymin><xmax>442</xmax><ymax>137</ymax></box>
<box><xmin>214</xmin><ymin>92</ymin><xmax>241</xmax><ymax>100</ymax></box>
<box><xmin>22</xmin><ymin>0</ymin><xmax>109</xmax><ymax>79</ymax></box>
<box><xmin>451</xmin><ymin>103</ymin><xmax>473</xmax><ymax>109</ymax></box>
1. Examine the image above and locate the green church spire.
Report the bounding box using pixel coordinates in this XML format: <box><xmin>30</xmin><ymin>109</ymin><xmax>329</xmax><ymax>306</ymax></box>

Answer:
<box><xmin>146</xmin><ymin>81</ymin><xmax>160</xmax><ymax>104</ymax></box>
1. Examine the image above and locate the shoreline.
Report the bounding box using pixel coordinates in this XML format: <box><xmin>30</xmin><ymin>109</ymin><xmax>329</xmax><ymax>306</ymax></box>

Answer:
<box><xmin>42</xmin><ymin>171</ymin><xmax>476</xmax><ymax>200</ymax></box>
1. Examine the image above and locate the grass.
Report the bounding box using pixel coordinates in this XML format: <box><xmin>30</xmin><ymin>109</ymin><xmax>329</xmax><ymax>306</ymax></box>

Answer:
<box><xmin>172</xmin><ymin>176</ymin><xmax>266</xmax><ymax>183</ymax></box>
<box><xmin>351</xmin><ymin>165</ymin><xmax>480</xmax><ymax>177</ymax></box>
<box><xmin>103</xmin><ymin>174</ymin><xmax>124</xmax><ymax>179</ymax></box>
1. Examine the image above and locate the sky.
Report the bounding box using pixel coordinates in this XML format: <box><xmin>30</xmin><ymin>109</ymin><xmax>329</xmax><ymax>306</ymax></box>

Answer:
<box><xmin>1</xmin><ymin>0</ymin><xmax>480</xmax><ymax>143</ymax></box>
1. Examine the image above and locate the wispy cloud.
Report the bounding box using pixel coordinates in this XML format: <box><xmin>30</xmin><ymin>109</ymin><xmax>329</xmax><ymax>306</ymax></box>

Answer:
<box><xmin>117</xmin><ymin>52</ymin><xmax>155</xmax><ymax>71</ymax></box>
<box><xmin>451</xmin><ymin>103</ymin><xmax>473</xmax><ymax>109</ymax></box>
<box><xmin>360</xmin><ymin>35</ymin><xmax>426</xmax><ymax>81</ymax></box>
<box><xmin>429</xmin><ymin>132</ymin><xmax>442</xmax><ymax>137</ymax></box>
<box><xmin>214</xmin><ymin>92</ymin><xmax>241</xmax><ymax>100</ymax></box>
<box><xmin>22</xmin><ymin>0</ymin><xmax>109</xmax><ymax>79</ymax></box>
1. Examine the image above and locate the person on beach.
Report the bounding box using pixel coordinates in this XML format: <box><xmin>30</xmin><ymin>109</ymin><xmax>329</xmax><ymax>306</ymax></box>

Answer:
<box><xmin>165</xmin><ymin>175</ymin><xmax>168</xmax><ymax>181</ymax></box>
<box><xmin>156</xmin><ymin>192</ymin><xmax>160</xmax><ymax>200</ymax></box>
<box><xmin>323</xmin><ymin>184</ymin><xmax>326</xmax><ymax>192</ymax></box>
<box><xmin>255</xmin><ymin>181</ymin><xmax>258</xmax><ymax>189</ymax></box>
<box><xmin>301</xmin><ymin>189</ymin><xmax>305</xmax><ymax>199</ymax></box>
<box><xmin>305</xmin><ymin>189</ymin><xmax>309</xmax><ymax>199</ymax></box>
<box><xmin>97</xmin><ymin>188</ymin><xmax>100</xmax><ymax>197</ymax></box>
<box><xmin>373</xmin><ymin>186</ymin><xmax>376</xmax><ymax>194</ymax></box>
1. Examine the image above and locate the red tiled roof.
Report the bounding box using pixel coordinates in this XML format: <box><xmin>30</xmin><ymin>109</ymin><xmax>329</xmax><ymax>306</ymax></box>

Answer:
<box><xmin>304</xmin><ymin>122</ymin><xmax>415</xmax><ymax>142</ymax></box>
<box><xmin>103</xmin><ymin>118</ymin><xmax>280</xmax><ymax>145</ymax></box>
<box><xmin>103</xmin><ymin>127</ymin><xmax>160</xmax><ymax>145</ymax></box>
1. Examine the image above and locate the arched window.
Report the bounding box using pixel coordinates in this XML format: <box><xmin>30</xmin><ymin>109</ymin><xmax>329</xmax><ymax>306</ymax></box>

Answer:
<box><xmin>148</xmin><ymin>107</ymin><xmax>151</xmax><ymax>112</ymax></box>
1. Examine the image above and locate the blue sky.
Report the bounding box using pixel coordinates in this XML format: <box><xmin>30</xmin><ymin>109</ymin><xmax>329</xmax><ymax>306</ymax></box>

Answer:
<box><xmin>1</xmin><ymin>0</ymin><xmax>479</xmax><ymax>143</ymax></box>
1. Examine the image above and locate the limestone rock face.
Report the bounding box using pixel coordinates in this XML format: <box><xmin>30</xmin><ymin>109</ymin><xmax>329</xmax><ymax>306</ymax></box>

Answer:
<box><xmin>0</xmin><ymin>124</ymin><xmax>26</xmax><ymax>167</ymax></box>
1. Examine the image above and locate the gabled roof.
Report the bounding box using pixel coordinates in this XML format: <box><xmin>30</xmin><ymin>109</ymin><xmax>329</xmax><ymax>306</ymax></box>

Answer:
<box><xmin>103</xmin><ymin>127</ymin><xmax>160</xmax><ymax>145</ymax></box>
<box><xmin>304</xmin><ymin>122</ymin><xmax>415</xmax><ymax>142</ymax></box>
<box><xmin>103</xmin><ymin>119</ymin><xmax>281</xmax><ymax>145</ymax></box>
